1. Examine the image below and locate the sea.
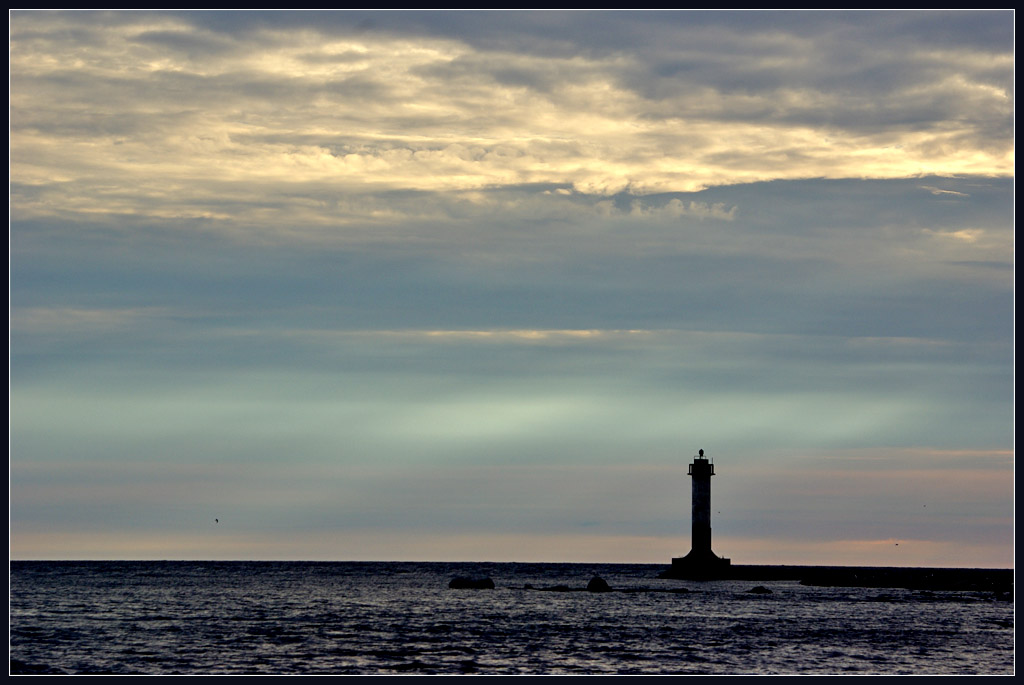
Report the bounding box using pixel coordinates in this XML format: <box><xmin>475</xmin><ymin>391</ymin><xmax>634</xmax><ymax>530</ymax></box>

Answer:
<box><xmin>9</xmin><ymin>561</ymin><xmax>1014</xmax><ymax>675</ymax></box>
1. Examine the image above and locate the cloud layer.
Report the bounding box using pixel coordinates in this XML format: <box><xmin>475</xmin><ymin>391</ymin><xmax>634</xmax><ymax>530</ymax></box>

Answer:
<box><xmin>12</xmin><ymin>11</ymin><xmax>1013</xmax><ymax>231</ymax></box>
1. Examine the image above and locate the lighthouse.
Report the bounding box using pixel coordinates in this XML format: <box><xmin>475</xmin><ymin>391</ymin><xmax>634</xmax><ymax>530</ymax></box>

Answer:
<box><xmin>664</xmin><ymin>448</ymin><xmax>730</xmax><ymax>579</ymax></box>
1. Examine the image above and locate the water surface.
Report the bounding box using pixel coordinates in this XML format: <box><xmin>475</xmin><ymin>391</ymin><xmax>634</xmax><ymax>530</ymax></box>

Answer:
<box><xmin>10</xmin><ymin>561</ymin><xmax>1014</xmax><ymax>674</ymax></box>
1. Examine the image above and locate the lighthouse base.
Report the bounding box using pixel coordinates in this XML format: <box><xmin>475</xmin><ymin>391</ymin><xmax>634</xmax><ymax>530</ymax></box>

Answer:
<box><xmin>660</xmin><ymin>550</ymin><xmax>732</xmax><ymax>580</ymax></box>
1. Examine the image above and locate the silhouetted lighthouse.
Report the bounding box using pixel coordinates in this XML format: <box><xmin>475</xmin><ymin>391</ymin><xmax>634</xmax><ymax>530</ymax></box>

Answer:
<box><xmin>689</xmin><ymin>448</ymin><xmax>714</xmax><ymax>555</ymax></box>
<box><xmin>664</xmin><ymin>448</ymin><xmax>730</xmax><ymax>578</ymax></box>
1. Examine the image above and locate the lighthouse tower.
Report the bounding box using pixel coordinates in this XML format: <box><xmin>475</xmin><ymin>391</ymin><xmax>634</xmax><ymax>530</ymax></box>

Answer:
<box><xmin>665</xmin><ymin>448</ymin><xmax>730</xmax><ymax>579</ymax></box>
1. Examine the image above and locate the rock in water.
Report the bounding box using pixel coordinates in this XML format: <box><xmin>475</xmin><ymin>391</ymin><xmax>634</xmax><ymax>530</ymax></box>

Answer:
<box><xmin>587</xmin><ymin>576</ymin><xmax>612</xmax><ymax>593</ymax></box>
<box><xmin>746</xmin><ymin>585</ymin><xmax>772</xmax><ymax>594</ymax></box>
<box><xmin>448</xmin><ymin>577</ymin><xmax>495</xmax><ymax>590</ymax></box>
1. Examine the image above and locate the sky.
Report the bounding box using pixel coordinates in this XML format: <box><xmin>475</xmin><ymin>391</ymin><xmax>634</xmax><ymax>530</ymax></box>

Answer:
<box><xmin>10</xmin><ymin>11</ymin><xmax>1014</xmax><ymax>567</ymax></box>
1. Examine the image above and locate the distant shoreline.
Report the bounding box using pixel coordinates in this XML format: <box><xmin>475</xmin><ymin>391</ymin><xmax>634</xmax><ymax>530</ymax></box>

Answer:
<box><xmin>11</xmin><ymin>560</ymin><xmax>1013</xmax><ymax>593</ymax></box>
<box><xmin>715</xmin><ymin>565</ymin><xmax>1012</xmax><ymax>593</ymax></box>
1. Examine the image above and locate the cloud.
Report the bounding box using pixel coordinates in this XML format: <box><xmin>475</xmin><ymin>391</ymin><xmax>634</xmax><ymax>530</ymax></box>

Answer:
<box><xmin>11</xmin><ymin>306</ymin><xmax>151</xmax><ymax>333</ymax></box>
<box><xmin>629</xmin><ymin>198</ymin><xmax>737</xmax><ymax>220</ymax></box>
<box><xmin>919</xmin><ymin>185</ymin><xmax>970</xmax><ymax>197</ymax></box>
<box><xmin>921</xmin><ymin>227</ymin><xmax>983</xmax><ymax>243</ymax></box>
<box><xmin>11</xmin><ymin>12</ymin><xmax>1013</xmax><ymax>235</ymax></box>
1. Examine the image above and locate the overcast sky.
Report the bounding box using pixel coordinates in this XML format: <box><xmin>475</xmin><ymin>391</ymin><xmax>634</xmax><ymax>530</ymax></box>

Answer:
<box><xmin>10</xmin><ymin>11</ymin><xmax>1013</xmax><ymax>567</ymax></box>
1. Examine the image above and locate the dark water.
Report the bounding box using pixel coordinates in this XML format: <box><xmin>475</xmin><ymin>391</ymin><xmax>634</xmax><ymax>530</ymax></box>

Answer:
<box><xmin>10</xmin><ymin>561</ymin><xmax>1014</xmax><ymax>674</ymax></box>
